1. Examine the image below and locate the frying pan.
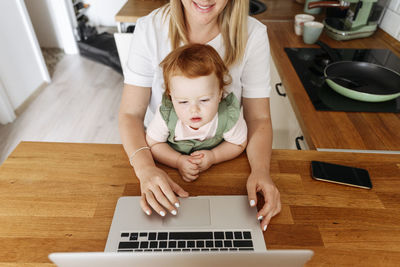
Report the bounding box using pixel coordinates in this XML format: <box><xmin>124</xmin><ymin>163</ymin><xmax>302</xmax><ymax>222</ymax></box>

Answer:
<box><xmin>316</xmin><ymin>41</ymin><xmax>400</xmax><ymax>102</ymax></box>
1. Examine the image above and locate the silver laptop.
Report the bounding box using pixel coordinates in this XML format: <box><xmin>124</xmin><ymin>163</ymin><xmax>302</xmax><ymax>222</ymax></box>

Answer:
<box><xmin>49</xmin><ymin>196</ymin><xmax>314</xmax><ymax>266</ymax></box>
<box><xmin>49</xmin><ymin>250</ymin><xmax>314</xmax><ymax>267</ymax></box>
<box><xmin>105</xmin><ymin>195</ymin><xmax>266</xmax><ymax>252</ymax></box>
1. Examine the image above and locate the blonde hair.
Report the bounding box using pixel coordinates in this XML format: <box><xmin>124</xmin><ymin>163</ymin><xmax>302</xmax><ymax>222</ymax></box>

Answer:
<box><xmin>160</xmin><ymin>44</ymin><xmax>232</xmax><ymax>97</ymax></box>
<box><xmin>159</xmin><ymin>0</ymin><xmax>249</xmax><ymax>67</ymax></box>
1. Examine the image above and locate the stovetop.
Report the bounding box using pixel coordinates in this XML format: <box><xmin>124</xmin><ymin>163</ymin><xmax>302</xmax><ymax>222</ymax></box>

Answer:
<box><xmin>284</xmin><ymin>47</ymin><xmax>400</xmax><ymax>112</ymax></box>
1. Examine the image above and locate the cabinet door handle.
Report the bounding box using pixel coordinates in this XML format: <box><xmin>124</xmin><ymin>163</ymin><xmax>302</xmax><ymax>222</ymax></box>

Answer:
<box><xmin>295</xmin><ymin>136</ymin><xmax>304</xmax><ymax>150</ymax></box>
<box><xmin>275</xmin><ymin>83</ymin><xmax>286</xmax><ymax>97</ymax></box>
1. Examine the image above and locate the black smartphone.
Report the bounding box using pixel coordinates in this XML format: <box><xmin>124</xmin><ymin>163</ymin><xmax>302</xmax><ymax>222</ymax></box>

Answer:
<box><xmin>311</xmin><ymin>161</ymin><xmax>372</xmax><ymax>189</ymax></box>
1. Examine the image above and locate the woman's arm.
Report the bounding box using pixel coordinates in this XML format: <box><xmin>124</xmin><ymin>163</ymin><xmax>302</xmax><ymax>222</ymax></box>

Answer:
<box><xmin>119</xmin><ymin>84</ymin><xmax>189</xmax><ymax>216</ymax></box>
<box><xmin>242</xmin><ymin>97</ymin><xmax>281</xmax><ymax>231</ymax></box>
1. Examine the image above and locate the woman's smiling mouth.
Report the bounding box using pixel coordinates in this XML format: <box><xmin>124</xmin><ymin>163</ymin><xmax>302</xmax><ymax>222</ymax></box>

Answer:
<box><xmin>192</xmin><ymin>1</ymin><xmax>215</xmax><ymax>12</ymax></box>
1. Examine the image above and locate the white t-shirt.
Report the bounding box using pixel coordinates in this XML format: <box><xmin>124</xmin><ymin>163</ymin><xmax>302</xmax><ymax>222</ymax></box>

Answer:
<box><xmin>124</xmin><ymin>8</ymin><xmax>272</xmax><ymax>125</ymax></box>
<box><xmin>147</xmin><ymin>105</ymin><xmax>247</xmax><ymax>145</ymax></box>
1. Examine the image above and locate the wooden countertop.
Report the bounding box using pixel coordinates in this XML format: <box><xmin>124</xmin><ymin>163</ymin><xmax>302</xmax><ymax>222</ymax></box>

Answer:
<box><xmin>266</xmin><ymin>21</ymin><xmax>400</xmax><ymax>151</ymax></box>
<box><xmin>115</xmin><ymin>0</ymin><xmax>168</xmax><ymax>23</ymax></box>
<box><xmin>115</xmin><ymin>0</ymin><xmax>307</xmax><ymax>23</ymax></box>
<box><xmin>1</xmin><ymin>141</ymin><xmax>400</xmax><ymax>266</ymax></box>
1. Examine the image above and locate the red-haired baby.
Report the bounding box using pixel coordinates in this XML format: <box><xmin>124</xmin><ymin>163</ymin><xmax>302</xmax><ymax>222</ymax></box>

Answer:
<box><xmin>146</xmin><ymin>44</ymin><xmax>247</xmax><ymax>182</ymax></box>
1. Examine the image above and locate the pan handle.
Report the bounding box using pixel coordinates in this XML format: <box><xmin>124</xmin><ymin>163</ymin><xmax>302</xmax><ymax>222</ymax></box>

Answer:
<box><xmin>316</xmin><ymin>40</ymin><xmax>341</xmax><ymax>62</ymax></box>
<box><xmin>308</xmin><ymin>1</ymin><xmax>350</xmax><ymax>10</ymax></box>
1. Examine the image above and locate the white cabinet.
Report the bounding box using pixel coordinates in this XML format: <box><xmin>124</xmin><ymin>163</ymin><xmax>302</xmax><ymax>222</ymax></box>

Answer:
<box><xmin>0</xmin><ymin>0</ymin><xmax>50</xmax><ymax>123</ymax></box>
<box><xmin>269</xmin><ymin>58</ymin><xmax>308</xmax><ymax>150</ymax></box>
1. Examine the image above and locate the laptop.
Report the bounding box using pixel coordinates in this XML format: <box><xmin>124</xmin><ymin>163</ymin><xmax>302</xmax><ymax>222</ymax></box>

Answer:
<box><xmin>49</xmin><ymin>251</ymin><xmax>314</xmax><ymax>267</ymax></box>
<box><xmin>105</xmin><ymin>195</ymin><xmax>267</xmax><ymax>252</ymax></box>
<box><xmin>49</xmin><ymin>196</ymin><xmax>314</xmax><ymax>266</ymax></box>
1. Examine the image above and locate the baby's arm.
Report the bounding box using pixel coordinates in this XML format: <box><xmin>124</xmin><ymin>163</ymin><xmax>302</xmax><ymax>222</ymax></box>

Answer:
<box><xmin>146</xmin><ymin>135</ymin><xmax>200</xmax><ymax>182</ymax></box>
<box><xmin>191</xmin><ymin>140</ymin><xmax>247</xmax><ymax>172</ymax></box>
<box><xmin>191</xmin><ymin>108</ymin><xmax>248</xmax><ymax>172</ymax></box>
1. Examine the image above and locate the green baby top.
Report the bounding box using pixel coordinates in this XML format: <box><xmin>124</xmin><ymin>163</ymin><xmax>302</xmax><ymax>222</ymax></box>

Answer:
<box><xmin>159</xmin><ymin>92</ymin><xmax>242</xmax><ymax>154</ymax></box>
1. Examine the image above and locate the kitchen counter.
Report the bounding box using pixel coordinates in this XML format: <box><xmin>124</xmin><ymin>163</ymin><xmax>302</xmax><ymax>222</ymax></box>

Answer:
<box><xmin>115</xmin><ymin>0</ymin><xmax>307</xmax><ymax>23</ymax></box>
<box><xmin>115</xmin><ymin>0</ymin><xmax>168</xmax><ymax>23</ymax></box>
<box><xmin>266</xmin><ymin>21</ymin><xmax>400</xmax><ymax>151</ymax></box>
<box><xmin>1</xmin><ymin>141</ymin><xmax>400</xmax><ymax>266</ymax></box>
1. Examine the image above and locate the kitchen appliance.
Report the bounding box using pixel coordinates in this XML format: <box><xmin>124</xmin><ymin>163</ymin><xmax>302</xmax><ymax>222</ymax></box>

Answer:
<box><xmin>324</xmin><ymin>61</ymin><xmax>400</xmax><ymax>102</ymax></box>
<box><xmin>284</xmin><ymin>47</ymin><xmax>400</xmax><ymax>112</ymax></box>
<box><xmin>316</xmin><ymin>41</ymin><xmax>400</xmax><ymax>102</ymax></box>
<box><xmin>307</xmin><ymin>0</ymin><xmax>387</xmax><ymax>40</ymax></box>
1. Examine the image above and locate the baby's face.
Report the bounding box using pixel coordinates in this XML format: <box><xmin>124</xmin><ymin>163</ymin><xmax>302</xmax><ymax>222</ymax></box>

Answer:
<box><xmin>170</xmin><ymin>74</ymin><xmax>222</xmax><ymax>130</ymax></box>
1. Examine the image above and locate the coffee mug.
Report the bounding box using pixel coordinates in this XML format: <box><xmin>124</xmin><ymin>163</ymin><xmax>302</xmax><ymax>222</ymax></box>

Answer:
<box><xmin>303</xmin><ymin>21</ymin><xmax>324</xmax><ymax>44</ymax></box>
<box><xmin>294</xmin><ymin>14</ymin><xmax>315</xmax><ymax>36</ymax></box>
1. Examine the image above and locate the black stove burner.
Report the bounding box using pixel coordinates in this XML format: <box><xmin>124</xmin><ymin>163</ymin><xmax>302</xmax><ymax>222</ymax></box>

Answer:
<box><xmin>285</xmin><ymin>48</ymin><xmax>400</xmax><ymax>113</ymax></box>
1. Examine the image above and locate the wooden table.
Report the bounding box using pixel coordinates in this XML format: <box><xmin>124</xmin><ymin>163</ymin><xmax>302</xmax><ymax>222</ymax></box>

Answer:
<box><xmin>1</xmin><ymin>142</ymin><xmax>400</xmax><ymax>266</ymax></box>
<box><xmin>266</xmin><ymin>21</ymin><xmax>400</xmax><ymax>152</ymax></box>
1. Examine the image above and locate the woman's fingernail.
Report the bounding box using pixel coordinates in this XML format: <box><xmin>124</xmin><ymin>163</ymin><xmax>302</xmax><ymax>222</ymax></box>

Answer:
<box><xmin>257</xmin><ymin>215</ymin><xmax>263</xmax><ymax>221</ymax></box>
<box><xmin>263</xmin><ymin>225</ymin><xmax>268</xmax><ymax>231</ymax></box>
<box><xmin>250</xmin><ymin>200</ymin><xmax>255</xmax><ymax>207</ymax></box>
<box><xmin>175</xmin><ymin>202</ymin><xmax>180</xmax><ymax>208</ymax></box>
<box><xmin>145</xmin><ymin>210</ymin><xmax>150</xmax><ymax>216</ymax></box>
<box><xmin>160</xmin><ymin>211</ymin><xmax>166</xmax><ymax>217</ymax></box>
<box><xmin>171</xmin><ymin>210</ymin><xmax>177</xmax><ymax>215</ymax></box>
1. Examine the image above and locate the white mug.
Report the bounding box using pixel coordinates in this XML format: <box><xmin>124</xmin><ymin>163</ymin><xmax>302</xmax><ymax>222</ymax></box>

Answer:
<box><xmin>294</xmin><ymin>14</ymin><xmax>315</xmax><ymax>36</ymax></box>
<box><xmin>303</xmin><ymin>21</ymin><xmax>324</xmax><ymax>44</ymax></box>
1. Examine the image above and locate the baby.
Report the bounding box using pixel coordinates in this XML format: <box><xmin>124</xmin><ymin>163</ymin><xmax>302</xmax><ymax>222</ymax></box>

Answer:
<box><xmin>146</xmin><ymin>44</ymin><xmax>247</xmax><ymax>182</ymax></box>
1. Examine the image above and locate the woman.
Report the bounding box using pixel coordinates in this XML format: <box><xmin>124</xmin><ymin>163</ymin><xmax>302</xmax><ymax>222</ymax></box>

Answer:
<box><xmin>118</xmin><ymin>0</ymin><xmax>281</xmax><ymax>231</ymax></box>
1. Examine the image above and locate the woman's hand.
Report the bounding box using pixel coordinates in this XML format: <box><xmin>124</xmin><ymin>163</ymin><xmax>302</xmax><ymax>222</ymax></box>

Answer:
<box><xmin>190</xmin><ymin>150</ymin><xmax>215</xmax><ymax>172</ymax></box>
<box><xmin>177</xmin><ymin>155</ymin><xmax>200</xmax><ymax>182</ymax></box>
<box><xmin>247</xmin><ymin>169</ymin><xmax>281</xmax><ymax>231</ymax></box>
<box><xmin>138</xmin><ymin>165</ymin><xmax>189</xmax><ymax>217</ymax></box>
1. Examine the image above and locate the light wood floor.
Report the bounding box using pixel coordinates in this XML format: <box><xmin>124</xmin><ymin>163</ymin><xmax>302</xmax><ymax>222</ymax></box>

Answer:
<box><xmin>0</xmin><ymin>55</ymin><xmax>123</xmax><ymax>165</ymax></box>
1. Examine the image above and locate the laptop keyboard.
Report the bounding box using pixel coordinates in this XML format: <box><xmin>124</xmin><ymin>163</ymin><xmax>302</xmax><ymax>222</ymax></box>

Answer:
<box><xmin>117</xmin><ymin>231</ymin><xmax>254</xmax><ymax>252</ymax></box>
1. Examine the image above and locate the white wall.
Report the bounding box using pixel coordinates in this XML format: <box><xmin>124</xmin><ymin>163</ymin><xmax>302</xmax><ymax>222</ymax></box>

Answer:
<box><xmin>0</xmin><ymin>79</ymin><xmax>16</xmax><ymax>124</ymax></box>
<box><xmin>24</xmin><ymin>0</ymin><xmax>61</xmax><ymax>48</ymax></box>
<box><xmin>0</xmin><ymin>0</ymin><xmax>50</xmax><ymax>111</ymax></box>
<box><xmin>24</xmin><ymin>0</ymin><xmax>78</xmax><ymax>54</ymax></box>
<box><xmin>85</xmin><ymin>0</ymin><xmax>127</xmax><ymax>27</ymax></box>
<box><xmin>50</xmin><ymin>0</ymin><xmax>79</xmax><ymax>54</ymax></box>
<box><xmin>379</xmin><ymin>0</ymin><xmax>400</xmax><ymax>40</ymax></box>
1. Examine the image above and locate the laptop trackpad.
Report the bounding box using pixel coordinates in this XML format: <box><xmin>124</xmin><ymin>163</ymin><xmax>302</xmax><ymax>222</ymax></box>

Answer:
<box><xmin>162</xmin><ymin>198</ymin><xmax>210</xmax><ymax>227</ymax></box>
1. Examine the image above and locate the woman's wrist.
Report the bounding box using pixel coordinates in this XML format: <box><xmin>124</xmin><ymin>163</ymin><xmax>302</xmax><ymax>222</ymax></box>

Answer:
<box><xmin>249</xmin><ymin>161</ymin><xmax>270</xmax><ymax>173</ymax></box>
<box><xmin>248</xmin><ymin>159</ymin><xmax>270</xmax><ymax>173</ymax></box>
<box><xmin>129</xmin><ymin>146</ymin><xmax>150</xmax><ymax>167</ymax></box>
<box><xmin>131</xmin><ymin>150</ymin><xmax>157</xmax><ymax>180</ymax></box>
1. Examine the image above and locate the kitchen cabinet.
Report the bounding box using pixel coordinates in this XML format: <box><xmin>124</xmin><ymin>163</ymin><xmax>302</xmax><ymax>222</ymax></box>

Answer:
<box><xmin>269</xmin><ymin>58</ymin><xmax>308</xmax><ymax>150</ymax></box>
<box><xmin>0</xmin><ymin>0</ymin><xmax>50</xmax><ymax>123</ymax></box>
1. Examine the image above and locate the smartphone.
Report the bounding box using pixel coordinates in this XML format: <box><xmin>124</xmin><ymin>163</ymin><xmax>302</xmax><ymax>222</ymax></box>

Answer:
<box><xmin>311</xmin><ymin>161</ymin><xmax>372</xmax><ymax>189</ymax></box>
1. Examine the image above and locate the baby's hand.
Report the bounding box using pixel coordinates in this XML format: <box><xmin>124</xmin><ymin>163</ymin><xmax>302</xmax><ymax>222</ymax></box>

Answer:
<box><xmin>177</xmin><ymin>155</ymin><xmax>200</xmax><ymax>182</ymax></box>
<box><xmin>190</xmin><ymin>150</ymin><xmax>215</xmax><ymax>172</ymax></box>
